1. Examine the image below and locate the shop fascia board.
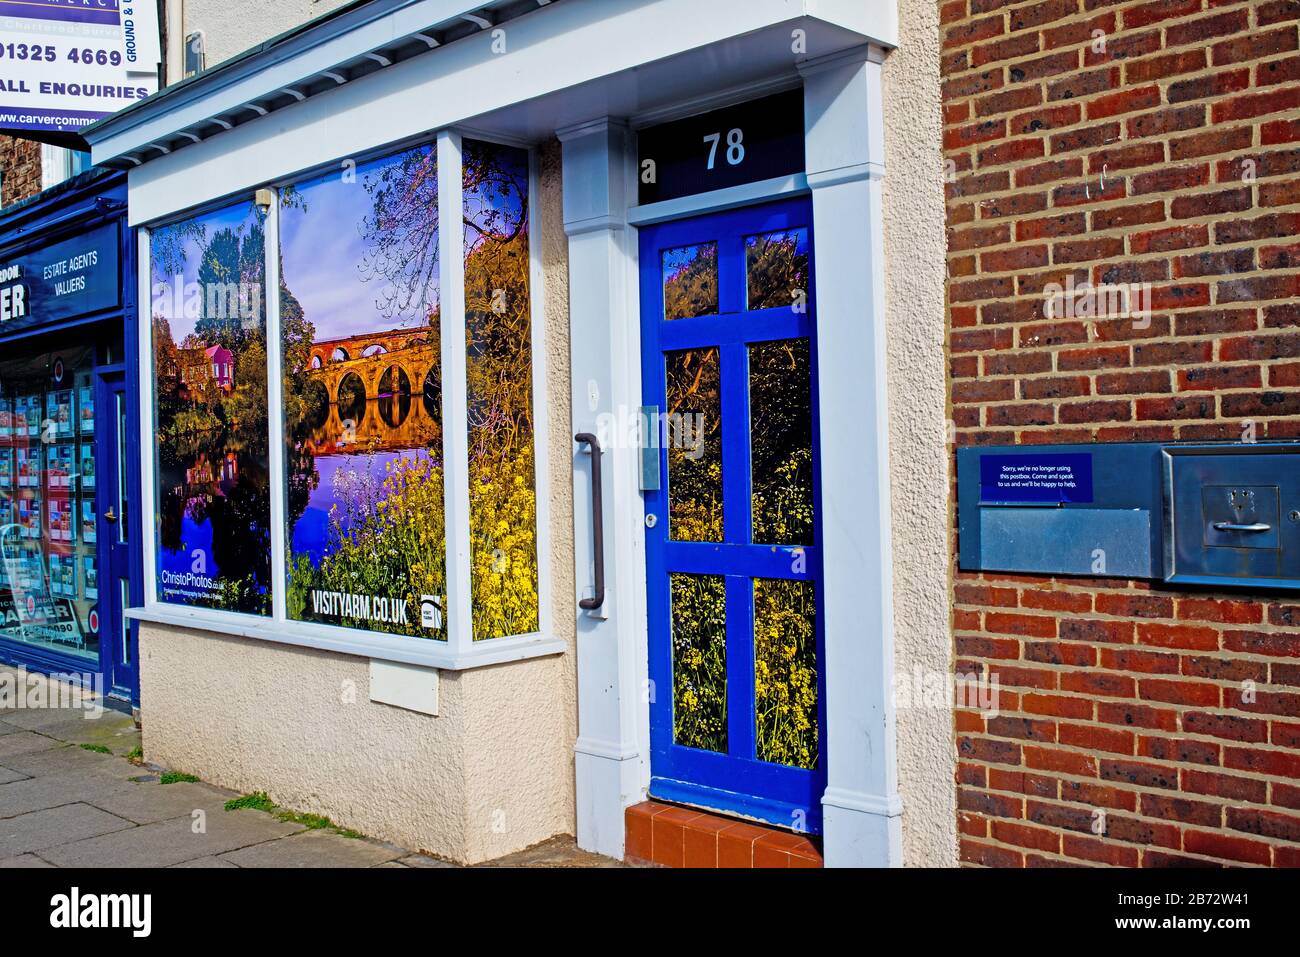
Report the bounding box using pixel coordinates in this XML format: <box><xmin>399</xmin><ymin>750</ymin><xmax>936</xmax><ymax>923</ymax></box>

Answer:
<box><xmin>84</xmin><ymin>0</ymin><xmax>535</xmax><ymax>153</ymax></box>
<box><xmin>89</xmin><ymin>0</ymin><xmax>896</xmax><ymax>223</ymax></box>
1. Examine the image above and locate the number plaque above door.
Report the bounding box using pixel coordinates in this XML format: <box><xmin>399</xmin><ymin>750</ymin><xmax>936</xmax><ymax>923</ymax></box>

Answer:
<box><xmin>636</xmin><ymin>89</ymin><xmax>806</xmax><ymax>206</ymax></box>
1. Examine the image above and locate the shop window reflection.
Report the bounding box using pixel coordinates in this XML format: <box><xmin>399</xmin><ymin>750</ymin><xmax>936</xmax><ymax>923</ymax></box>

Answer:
<box><xmin>0</xmin><ymin>347</ymin><xmax>100</xmax><ymax>660</ymax></box>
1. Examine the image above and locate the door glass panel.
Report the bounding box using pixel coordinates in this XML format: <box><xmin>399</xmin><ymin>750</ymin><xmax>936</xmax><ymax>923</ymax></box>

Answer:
<box><xmin>665</xmin><ymin>348</ymin><xmax>722</xmax><ymax>542</ymax></box>
<box><xmin>745</xmin><ymin>228</ymin><xmax>810</xmax><ymax>312</ymax></box>
<box><xmin>749</xmin><ymin>337</ymin><xmax>814</xmax><ymax>545</ymax></box>
<box><xmin>119</xmin><ymin>578</ymin><xmax>131</xmax><ymax>665</ymax></box>
<box><xmin>670</xmin><ymin>572</ymin><xmax>727</xmax><ymax>753</ymax></box>
<box><xmin>115</xmin><ymin>391</ymin><xmax>128</xmax><ymax>544</ymax></box>
<box><xmin>753</xmin><ymin>577</ymin><xmax>818</xmax><ymax>769</ymax></box>
<box><xmin>662</xmin><ymin>242</ymin><xmax>718</xmax><ymax>320</ymax></box>
<box><xmin>0</xmin><ymin>346</ymin><xmax>99</xmax><ymax>661</ymax></box>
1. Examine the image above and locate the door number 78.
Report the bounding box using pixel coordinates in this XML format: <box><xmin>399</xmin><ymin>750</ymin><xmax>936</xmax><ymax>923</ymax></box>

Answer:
<box><xmin>704</xmin><ymin>129</ymin><xmax>746</xmax><ymax>170</ymax></box>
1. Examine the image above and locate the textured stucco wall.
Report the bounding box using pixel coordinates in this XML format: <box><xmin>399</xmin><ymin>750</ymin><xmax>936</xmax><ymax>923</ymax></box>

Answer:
<box><xmin>881</xmin><ymin>0</ymin><xmax>957</xmax><ymax>867</ymax></box>
<box><xmin>179</xmin><ymin>0</ymin><xmax>354</xmax><ymax>71</ymax></box>
<box><xmin>138</xmin><ymin>144</ymin><xmax>576</xmax><ymax>865</ymax></box>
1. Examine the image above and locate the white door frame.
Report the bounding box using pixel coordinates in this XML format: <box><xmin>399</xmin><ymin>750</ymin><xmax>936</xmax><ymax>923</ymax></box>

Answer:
<box><xmin>563</xmin><ymin>43</ymin><xmax>903</xmax><ymax>866</ymax></box>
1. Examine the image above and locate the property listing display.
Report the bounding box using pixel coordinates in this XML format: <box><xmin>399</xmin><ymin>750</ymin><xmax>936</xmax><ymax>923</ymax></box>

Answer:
<box><xmin>279</xmin><ymin>146</ymin><xmax>449</xmax><ymax>639</ymax></box>
<box><xmin>0</xmin><ymin>345</ymin><xmax>100</xmax><ymax>659</ymax></box>
<box><xmin>150</xmin><ymin>200</ymin><xmax>271</xmax><ymax>615</ymax></box>
<box><xmin>0</xmin><ymin>0</ymin><xmax>161</xmax><ymax>135</ymax></box>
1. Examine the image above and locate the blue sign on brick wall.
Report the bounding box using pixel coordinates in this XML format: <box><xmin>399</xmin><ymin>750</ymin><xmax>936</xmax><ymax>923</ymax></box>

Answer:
<box><xmin>0</xmin><ymin>222</ymin><xmax>121</xmax><ymax>334</ymax></box>
<box><xmin>979</xmin><ymin>452</ymin><xmax>1095</xmax><ymax>504</ymax></box>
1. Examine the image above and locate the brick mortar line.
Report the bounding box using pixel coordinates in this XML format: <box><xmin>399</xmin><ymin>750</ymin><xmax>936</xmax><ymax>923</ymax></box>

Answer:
<box><xmin>961</xmin><ymin>132</ymin><xmax>1284</xmax><ymax>173</ymax></box>
<box><xmin>941</xmin><ymin>2</ymin><xmax>1269</xmax><ymax>82</ymax></box>
<box><xmin>949</xmin><ymin>176</ymin><xmax>1300</xmax><ymax>219</ymax></box>
<box><xmin>961</xmin><ymin>831</ymin><xmax>1275</xmax><ymax>868</ymax></box>
<box><xmin>947</xmin><ymin>200</ymin><xmax>1300</xmax><ymax>253</ymax></box>
<box><xmin>952</xmin><ymin>649</ymin><xmax>1300</xmax><ymax>684</ymax></box>
<box><xmin>946</xmin><ymin>200</ymin><xmax>1300</xmax><ymax>251</ymax></box>
<box><xmin>959</xmin><ymin>792</ymin><xmax>1298</xmax><ymax>850</ymax></box>
<box><xmin>944</xmin><ymin>0</ymin><xmax>1263</xmax><ymax>39</ymax></box>
<box><xmin>959</xmin><ymin>709</ymin><xmax>1300</xmax><ymax>753</ymax></box>
<box><xmin>952</xmin><ymin>611</ymin><xmax>1300</xmax><ymax>639</ymax></box>
<box><xmin>944</xmin><ymin>67</ymin><xmax>1300</xmax><ymax>127</ymax></box>
<box><xmin>957</xmin><ymin>758</ymin><xmax>1300</xmax><ymax>811</ymax></box>
<box><xmin>959</xmin><ymin>793</ymin><xmax>1300</xmax><ymax>850</ymax></box>
<box><xmin>943</xmin><ymin>49</ymin><xmax>1300</xmax><ymax>113</ymax></box>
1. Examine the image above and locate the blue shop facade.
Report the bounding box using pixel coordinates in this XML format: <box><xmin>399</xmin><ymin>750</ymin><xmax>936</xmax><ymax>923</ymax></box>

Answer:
<box><xmin>0</xmin><ymin>169</ymin><xmax>143</xmax><ymax>709</ymax></box>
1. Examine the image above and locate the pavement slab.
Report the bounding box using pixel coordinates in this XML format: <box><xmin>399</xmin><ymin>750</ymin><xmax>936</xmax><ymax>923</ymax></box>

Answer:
<box><xmin>0</xmin><ymin>731</ymin><xmax>63</xmax><ymax>759</ymax></box>
<box><xmin>39</xmin><ymin>809</ymin><xmax>304</xmax><ymax>868</ymax></box>
<box><xmin>0</xmin><ymin>744</ymin><xmax>142</xmax><ymax>780</ymax></box>
<box><xmin>0</xmin><ymin>803</ymin><xmax>135</xmax><ymax>858</ymax></box>
<box><xmin>0</xmin><ymin>769</ymin><xmax>136</xmax><ymax>819</ymax></box>
<box><xmin>169</xmin><ymin>856</ymin><xmax>238</xmax><ymax>868</ymax></box>
<box><xmin>0</xmin><ymin>853</ymin><xmax>55</xmax><ymax>867</ymax></box>
<box><xmin>217</xmin><ymin>828</ymin><xmax>406</xmax><ymax>868</ymax></box>
<box><xmin>84</xmin><ymin>780</ymin><xmax>236</xmax><ymax>826</ymax></box>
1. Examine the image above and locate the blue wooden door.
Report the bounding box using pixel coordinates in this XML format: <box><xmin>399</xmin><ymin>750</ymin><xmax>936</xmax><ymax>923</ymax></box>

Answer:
<box><xmin>641</xmin><ymin>196</ymin><xmax>826</xmax><ymax>833</ymax></box>
<box><xmin>98</xmin><ymin>372</ymin><xmax>137</xmax><ymax>704</ymax></box>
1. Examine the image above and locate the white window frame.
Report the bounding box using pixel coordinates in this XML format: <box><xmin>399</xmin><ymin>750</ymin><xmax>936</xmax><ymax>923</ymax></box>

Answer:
<box><xmin>128</xmin><ymin>129</ymin><xmax>562</xmax><ymax>671</ymax></box>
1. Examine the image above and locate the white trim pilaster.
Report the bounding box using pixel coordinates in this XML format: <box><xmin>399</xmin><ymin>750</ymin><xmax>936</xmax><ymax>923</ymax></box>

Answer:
<box><xmin>801</xmin><ymin>44</ymin><xmax>904</xmax><ymax>867</ymax></box>
<box><xmin>438</xmin><ymin>130</ymin><xmax>474</xmax><ymax>653</ymax></box>
<box><xmin>560</xmin><ymin>118</ymin><xmax>648</xmax><ymax>860</ymax></box>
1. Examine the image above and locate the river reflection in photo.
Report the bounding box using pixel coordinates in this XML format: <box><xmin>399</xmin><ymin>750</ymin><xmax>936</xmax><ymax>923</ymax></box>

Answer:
<box><xmin>291</xmin><ymin>385</ymin><xmax>443</xmax><ymax>569</ymax></box>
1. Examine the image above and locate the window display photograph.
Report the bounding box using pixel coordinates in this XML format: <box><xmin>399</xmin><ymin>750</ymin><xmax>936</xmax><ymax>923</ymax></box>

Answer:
<box><xmin>149</xmin><ymin>200</ymin><xmax>271</xmax><ymax>616</ymax></box>
<box><xmin>279</xmin><ymin>145</ymin><xmax>449</xmax><ymax>639</ymax></box>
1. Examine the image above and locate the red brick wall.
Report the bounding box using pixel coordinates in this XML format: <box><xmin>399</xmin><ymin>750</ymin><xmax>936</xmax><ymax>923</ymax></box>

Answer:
<box><xmin>942</xmin><ymin>0</ymin><xmax>1300</xmax><ymax>866</ymax></box>
<box><xmin>0</xmin><ymin>136</ymin><xmax>42</xmax><ymax>207</ymax></box>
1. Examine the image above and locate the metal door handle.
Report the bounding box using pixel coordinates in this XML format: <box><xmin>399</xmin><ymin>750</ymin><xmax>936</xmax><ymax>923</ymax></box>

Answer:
<box><xmin>1213</xmin><ymin>522</ymin><xmax>1271</xmax><ymax>533</ymax></box>
<box><xmin>575</xmin><ymin>433</ymin><xmax>605</xmax><ymax>611</ymax></box>
<box><xmin>103</xmin><ymin>507</ymin><xmax>117</xmax><ymax>524</ymax></box>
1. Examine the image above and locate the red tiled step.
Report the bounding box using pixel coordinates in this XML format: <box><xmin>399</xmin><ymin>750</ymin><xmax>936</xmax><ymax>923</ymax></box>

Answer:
<box><xmin>625</xmin><ymin>800</ymin><xmax>823</xmax><ymax>868</ymax></box>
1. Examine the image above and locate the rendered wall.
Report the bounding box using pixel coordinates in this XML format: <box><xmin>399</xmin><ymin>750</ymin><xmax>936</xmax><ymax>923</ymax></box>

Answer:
<box><xmin>882</xmin><ymin>1</ymin><xmax>959</xmax><ymax>867</ymax></box>
<box><xmin>178</xmin><ymin>0</ymin><xmax>355</xmax><ymax>71</ymax></box>
<box><xmin>138</xmin><ymin>142</ymin><xmax>577</xmax><ymax>864</ymax></box>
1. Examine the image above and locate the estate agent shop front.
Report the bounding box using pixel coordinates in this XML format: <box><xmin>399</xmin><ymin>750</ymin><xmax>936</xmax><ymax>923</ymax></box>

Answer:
<box><xmin>82</xmin><ymin>0</ymin><xmax>953</xmax><ymax>867</ymax></box>
<box><xmin>0</xmin><ymin>169</ymin><xmax>143</xmax><ymax>711</ymax></box>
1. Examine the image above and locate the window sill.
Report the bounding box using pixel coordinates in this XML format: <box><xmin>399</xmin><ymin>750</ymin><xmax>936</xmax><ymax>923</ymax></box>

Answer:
<box><xmin>125</xmin><ymin>604</ymin><xmax>567</xmax><ymax>671</ymax></box>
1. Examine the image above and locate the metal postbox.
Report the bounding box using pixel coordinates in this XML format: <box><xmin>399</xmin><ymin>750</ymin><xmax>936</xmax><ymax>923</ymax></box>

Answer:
<box><xmin>1163</xmin><ymin>445</ymin><xmax>1300</xmax><ymax>590</ymax></box>
<box><xmin>958</xmin><ymin>442</ymin><xmax>1300</xmax><ymax>592</ymax></box>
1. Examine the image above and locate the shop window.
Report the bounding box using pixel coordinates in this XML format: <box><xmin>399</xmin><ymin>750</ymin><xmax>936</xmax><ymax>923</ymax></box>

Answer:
<box><xmin>463</xmin><ymin>139</ymin><xmax>539</xmax><ymax>641</ymax></box>
<box><xmin>0</xmin><ymin>346</ymin><xmax>101</xmax><ymax>660</ymax></box>
<box><xmin>139</xmin><ymin>134</ymin><xmax>548</xmax><ymax>661</ymax></box>
<box><xmin>280</xmin><ymin>146</ymin><xmax>448</xmax><ymax>640</ymax></box>
<box><xmin>149</xmin><ymin>200</ymin><xmax>271</xmax><ymax>616</ymax></box>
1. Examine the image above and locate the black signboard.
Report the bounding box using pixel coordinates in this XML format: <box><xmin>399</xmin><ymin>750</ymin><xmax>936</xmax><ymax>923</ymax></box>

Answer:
<box><xmin>637</xmin><ymin>89</ymin><xmax>805</xmax><ymax>205</ymax></box>
<box><xmin>0</xmin><ymin>221</ymin><xmax>121</xmax><ymax>335</ymax></box>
